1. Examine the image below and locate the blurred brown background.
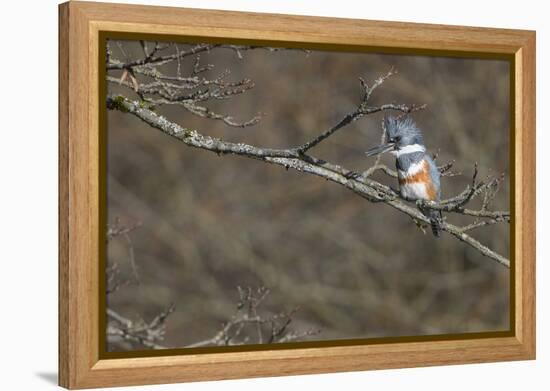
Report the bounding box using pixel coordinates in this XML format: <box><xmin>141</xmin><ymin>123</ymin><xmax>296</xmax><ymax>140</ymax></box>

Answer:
<box><xmin>106</xmin><ymin>40</ymin><xmax>510</xmax><ymax>351</ymax></box>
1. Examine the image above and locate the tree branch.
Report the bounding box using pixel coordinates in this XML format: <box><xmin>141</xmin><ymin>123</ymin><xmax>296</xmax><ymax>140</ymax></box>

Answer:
<box><xmin>107</xmin><ymin>305</ymin><xmax>175</xmax><ymax>350</ymax></box>
<box><xmin>185</xmin><ymin>287</ymin><xmax>319</xmax><ymax>348</ymax></box>
<box><xmin>107</xmin><ymin>95</ymin><xmax>510</xmax><ymax>268</ymax></box>
<box><xmin>107</xmin><ymin>43</ymin><xmax>215</xmax><ymax>70</ymax></box>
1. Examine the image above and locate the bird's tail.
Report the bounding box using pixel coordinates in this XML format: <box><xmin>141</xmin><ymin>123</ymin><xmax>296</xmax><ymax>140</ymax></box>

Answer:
<box><xmin>428</xmin><ymin>210</ymin><xmax>442</xmax><ymax>238</ymax></box>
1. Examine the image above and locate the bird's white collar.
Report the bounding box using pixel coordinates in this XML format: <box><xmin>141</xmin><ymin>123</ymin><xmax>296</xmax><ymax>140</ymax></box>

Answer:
<box><xmin>391</xmin><ymin>144</ymin><xmax>426</xmax><ymax>157</ymax></box>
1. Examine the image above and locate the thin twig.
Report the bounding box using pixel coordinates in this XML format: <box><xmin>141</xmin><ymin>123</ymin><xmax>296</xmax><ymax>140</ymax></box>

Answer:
<box><xmin>185</xmin><ymin>287</ymin><xmax>319</xmax><ymax>347</ymax></box>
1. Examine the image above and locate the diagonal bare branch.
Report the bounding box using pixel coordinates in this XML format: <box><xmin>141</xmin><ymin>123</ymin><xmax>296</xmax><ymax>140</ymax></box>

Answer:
<box><xmin>107</xmin><ymin>95</ymin><xmax>510</xmax><ymax>268</ymax></box>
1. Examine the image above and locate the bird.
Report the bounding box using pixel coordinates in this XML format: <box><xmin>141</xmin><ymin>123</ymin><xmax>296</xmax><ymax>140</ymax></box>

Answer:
<box><xmin>365</xmin><ymin>115</ymin><xmax>442</xmax><ymax>237</ymax></box>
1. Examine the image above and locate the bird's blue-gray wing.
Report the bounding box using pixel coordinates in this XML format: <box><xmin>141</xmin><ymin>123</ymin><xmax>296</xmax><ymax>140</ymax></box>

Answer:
<box><xmin>424</xmin><ymin>154</ymin><xmax>441</xmax><ymax>201</ymax></box>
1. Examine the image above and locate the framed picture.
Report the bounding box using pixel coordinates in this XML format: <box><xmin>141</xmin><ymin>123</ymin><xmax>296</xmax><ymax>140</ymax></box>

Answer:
<box><xmin>59</xmin><ymin>1</ymin><xmax>535</xmax><ymax>389</ymax></box>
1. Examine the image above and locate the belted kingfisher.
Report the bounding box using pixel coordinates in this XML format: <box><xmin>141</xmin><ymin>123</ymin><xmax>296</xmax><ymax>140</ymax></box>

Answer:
<box><xmin>365</xmin><ymin>116</ymin><xmax>442</xmax><ymax>237</ymax></box>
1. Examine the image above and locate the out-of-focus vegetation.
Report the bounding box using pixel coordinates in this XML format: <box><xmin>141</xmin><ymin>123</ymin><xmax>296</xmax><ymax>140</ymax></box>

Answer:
<box><xmin>106</xmin><ymin>40</ymin><xmax>510</xmax><ymax>351</ymax></box>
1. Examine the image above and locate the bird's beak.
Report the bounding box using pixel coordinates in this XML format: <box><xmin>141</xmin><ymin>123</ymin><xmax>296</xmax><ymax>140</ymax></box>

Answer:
<box><xmin>365</xmin><ymin>142</ymin><xmax>395</xmax><ymax>157</ymax></box>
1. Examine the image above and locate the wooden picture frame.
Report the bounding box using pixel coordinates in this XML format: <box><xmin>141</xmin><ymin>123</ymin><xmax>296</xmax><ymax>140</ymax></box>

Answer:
<box><xmin>59</xmin><ymin>1</ymin><xmax>536</xmax><ymax>389</ymax></box>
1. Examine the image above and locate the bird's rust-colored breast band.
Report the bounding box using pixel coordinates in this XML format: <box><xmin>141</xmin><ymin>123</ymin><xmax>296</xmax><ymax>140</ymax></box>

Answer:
<box><xmin>398</xmin><ymin>160</ymin><xmax>438</xmax><ymax>200</ymax></box>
